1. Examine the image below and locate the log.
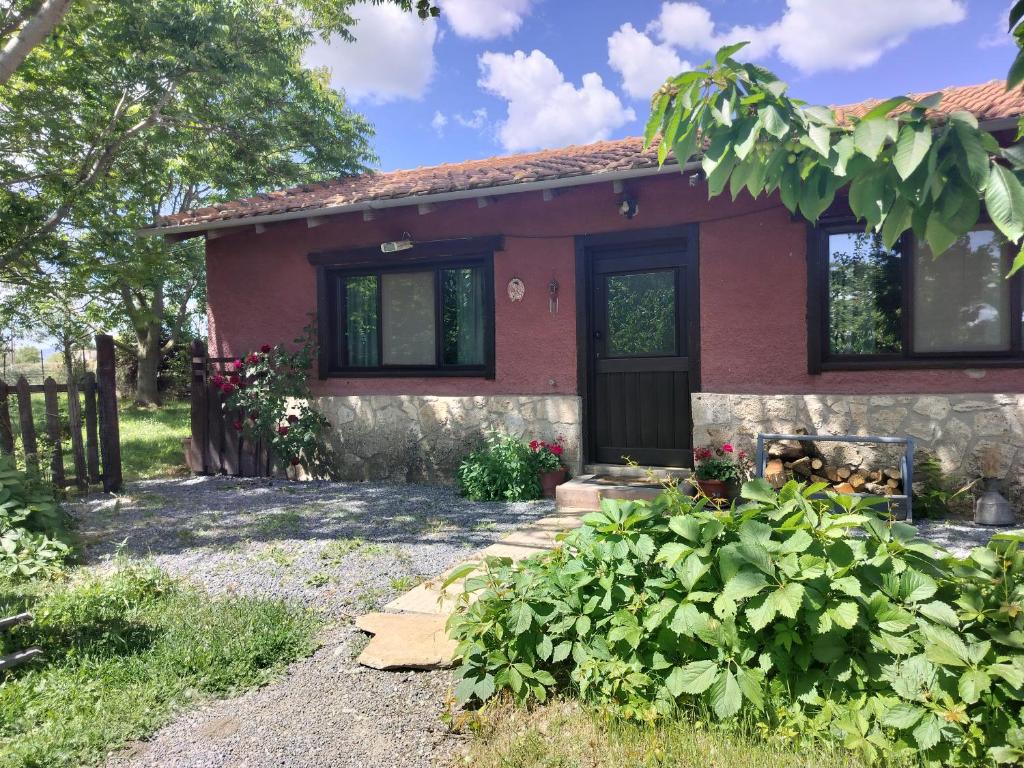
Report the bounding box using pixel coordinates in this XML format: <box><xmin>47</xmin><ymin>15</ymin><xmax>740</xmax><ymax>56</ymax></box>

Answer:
<box><xmin>885</xmin><ymin>478</ymin><xmax>901</xmax><ymax>490</ymax></box>
<box><xmin>836</xmin><ymin>466</ymin><xmax>852</xmax><ymax>481</ymax></box>
<box><xmin>810</xmin><ymin>474</ymin><xmax>828</xmax><ymax>484</ymax></box>
<box><xmin>764</xmin><ymin>458</ymin><xmax>786</xmax><ymax>486</ymax></box>
<box><xmin>848</xmin><ymin>473</ymin><xmax>867</xmax><ymax>491</ymax></box>
<box><xmin>864</xmin><ymin>482</ymin><xmax>890</xmax><ymax>495</ymax></box>
<box><xmin>833</xmin><ymin>482</ymin><xmax>856</xmax><ymax>494</ymax></box>
<box><xmin>0</xmin><ymin>611</ymin><xmax>32</xmax><ymax>631</ymax></box>
<box><xmin>882</xmin><ymin>467</ymin><xmax>902</xmax><ymax>481</ymax></box>
<box><xmin>0</xmin><ymin>647</ymin><xmax>42</xmax><ymax>671</ymax></box>
<box><xmin>768</xmin><ymin>440</ymin><xmax>805</xmax><ymax>461</ymax></box>
<box><xmin>824</xmin><ymin>466</ymin><xmax>840</xmax><ymax>483</ymax></box>
<box><xmin>810</xmin><ymin>458</ymin><xmax>824</xmax><ymax>472</ymax></box>
<box><xmin>790</xmin><ymin>456</ymin><xmax>813</xmax><ymax>477</ymax></box>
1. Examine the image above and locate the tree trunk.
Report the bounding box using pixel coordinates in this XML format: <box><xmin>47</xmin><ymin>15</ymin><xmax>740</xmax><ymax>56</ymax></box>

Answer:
<box><xmin>135</xmin><ymin>324</ymin><xmax>162</xmax><ymax>406</ymax></box>
<box><xmin>0</xmin><ymin>0</ymin><xmax>74</xmax><ymax>86</ymax></box>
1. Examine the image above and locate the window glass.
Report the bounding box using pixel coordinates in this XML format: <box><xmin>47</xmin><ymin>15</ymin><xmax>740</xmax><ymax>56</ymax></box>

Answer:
<box><xmin>913</xmin><ymin>227</ymin><xmax>1009</xmax><ymax>353</ymax></box>
<box><xmin>381</xmin><ymin>271</ymin><xmax>436</xmax><ymax>365</ymax></box>
<box><xmin>827</xmin><ymin>232</ymin><xmax>902</xmax><ymax>355</ymax></box>
<box><xmin>605</xmin><ymin>270</ymin><xmax>677</xmax><ymax>356</ymax></box>
<box><xmin>345</xmin><ymin>275</ymin><xmax>378</xmax><ymax>367</ymax></box>
<box><xmin>442</xmin><ymin>267</ymin><xmax>485</xmax><ymax>365</ymax></box>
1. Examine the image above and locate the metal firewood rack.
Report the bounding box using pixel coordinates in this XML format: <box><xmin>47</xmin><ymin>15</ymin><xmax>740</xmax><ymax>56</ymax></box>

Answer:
<box><xmin>754</xmin><ymin>433</ymin><xmax>916</xmax><ymax>522</ymax></box>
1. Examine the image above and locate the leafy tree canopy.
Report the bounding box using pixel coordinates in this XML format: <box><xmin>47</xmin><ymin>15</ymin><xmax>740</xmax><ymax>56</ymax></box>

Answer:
<box><xmin>644</xmin><ymin>42</ymin><xmax>1024</xmax><ymax>275</ymax></box>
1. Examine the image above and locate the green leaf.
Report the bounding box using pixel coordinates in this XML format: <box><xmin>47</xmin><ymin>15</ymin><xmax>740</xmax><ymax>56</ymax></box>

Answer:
<box><xmin>773</xmin><ymin>582</ymin><xmax>804</xmax><ymax>619</ymax></box>
<box><xmin>715</xmin><ymin>41</ymin><xmax>749</xmax><ymax>64</ymax></box>
<box><xmin>861</xmin><ymin>96</ymin><xmax>910</xmax><ymax>122</ymax></box>
<box><xmin>575</xmin><ymin>615</ymin><xmax>591</xmax><ymax>636</ymax></box>
<box><xmin>1009</xmin><ymin>50</ymin><xmax>1024</xmax><ymax>90</ymax></box>
<box><xmin>959</xmin><ymin>668</ymin><xmax>991</xmax><ymax>704</ymax></box>
<box><xmin>735</xmin><ymin>666</ymin><xmax>765</xmax><ymax>709</ymax></box>
<box><xmin>830</xmin><ymin>601</ymin><xmax>859</xmax><ymax>630</ymax></box>
<box><xmin>924</xmin><ymin>212</ymin><xmax>959</xmax><ymax>257</ymax></box>
<box><xmin>900</xmin><ymin>569</ymin><xmax>938</xmax><ymax>603</ymax></box>
<box><xmin>723</xmin><ymin>570</ymin><xmax>768</xmax><ymax>602</ymax></box>
<box><xmin>551</xmin><ymin>641</ymin><xmax>572</xmax><ymax>663</ymax></box>
<box><xmin>913</xmin><ymin>714</ymin><xmax>943</xmax><ymax>751</ymax></box>
<box><xmin>882</xmin><ymin>702</ymin><xmax>925</xmax><ymax>729</ymax></box>
<box><xmin>536</xmin><ymin>634</ymin><xmax>553</xmax><ymax>661</ymax></box>
<box><xmin>513</xmin><ymin>602</ymin><xmax>533</xmax><ymax>634</ymax></box>
<box><xmin>741</xmin><ymin>478</ymin><xmax>776</xmax><ymax>504</ymax></box>
<box><xmin>918</xmin><ymin>600</ymin><xmax>959</xmax><ymax>628</ymax></box>
<box><xmin>656</xmin><ymin>542</ymin><xmax>689</xmax><ymax>569</ymax></box>
<box><xmin>709</xmin><ymin>670</ymin><xmax>743</xmax><ymax>719</ymax></box>
<box><xmin>802</xmin><ymin>123</ymin><xmax>831</xmax><ymax>158</ymax></box>
<box><xmin>667</xmin><ymin>659</ymin><xmax>720</xmax><ymax>696</ymax></box>
<box><xmin>761</xmin><ymin>105</ymin><xmax>788</xmax><ymax>139</ymax></box>
<box><xmin>474</xmin><ymin>675</ymin><xmax>496</xmax><ymax>701</ymax></box>
<box><xmin>893</xmin><ymin>124</ymin><xmax>932</xmax><ymax>180</ymax></box>
<box><xmin>985</xmin><ymin>164</ymin><xmax>1024</xmax><ymax>243</ymax></box>
<box><xmin>854</xmin><ymin>118</ymin><xmax>895</xmax><ymax>160</ymax></box>
<box><xmin>746</xmin><ymin>593</ymin><xmax>777</xmax><ymax>631</ymax></box>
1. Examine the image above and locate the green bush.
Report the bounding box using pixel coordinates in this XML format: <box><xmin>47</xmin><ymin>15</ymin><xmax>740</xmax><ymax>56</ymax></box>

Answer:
<box><xmin>0</xmin><ymin>455</ymin><xmax>72</xmax><ymax>579</ymax></box>
<box><xmin>457</xmin><ymin>431</ymin><xmax>543</xmax><ymax>502</ymax></box>
<box><xmin>447</xmin><ymin>480</ymin><xmax>1024</xmax><ymax>767</ymax></box>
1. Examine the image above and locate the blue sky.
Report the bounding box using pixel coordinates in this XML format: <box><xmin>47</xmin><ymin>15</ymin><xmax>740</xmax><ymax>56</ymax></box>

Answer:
<box><xmin>304</xmin><ymin>0</ymin><xmax>1017</xmax><ymax>172</ymax></box>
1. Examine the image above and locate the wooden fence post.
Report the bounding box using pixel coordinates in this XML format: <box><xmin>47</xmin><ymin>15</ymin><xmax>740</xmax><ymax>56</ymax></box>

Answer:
<box><xmin>42</xmin><ymin>377</ymin><xmax>65</xmax><ymax>487</ymax></box>
<box><xmin>95</xmin><ymin>335</ymin><xmax>122</xmax><ymax>492</ymax></box>
<box><xmin>15</xmin><ymin>377</ymin><xmax>37</xmax><ymax>473</ymax></box>
<box><xmin>189</xmin><ymin>340</ymin><xmax>208</xmax><ymax>473</ymax></box>
<box><xmin>0</xmin><ymin>380</ymin><xmax>14</xmax><ymax>457</ymax></box>
<box><xmin>66</xmin><ymin>376</ymin><xmax>88</xmax><ymax>491</ymax></box>
<box><xmin>82</xmin><ymin>372</ymin><xmax>100</xmax><ymax>484</ymax></box>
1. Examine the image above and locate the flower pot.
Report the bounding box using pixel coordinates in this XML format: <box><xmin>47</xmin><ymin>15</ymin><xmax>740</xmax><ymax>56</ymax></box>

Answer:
<box><xmin>539</xmin><ymin>468</ymin><xmax>568</xmax><ymax>498</ymax></box>
<box><xmin>691</xmin><ymin>478</ymin><xmax>729</xmax><ymax>501</ymax></box>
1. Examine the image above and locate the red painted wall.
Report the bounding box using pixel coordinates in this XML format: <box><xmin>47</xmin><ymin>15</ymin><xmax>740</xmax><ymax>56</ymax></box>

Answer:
<box><xmin>206</xmin><ymin>171</ymin><xmax>1024</xmax><ymax>397</ymax></box>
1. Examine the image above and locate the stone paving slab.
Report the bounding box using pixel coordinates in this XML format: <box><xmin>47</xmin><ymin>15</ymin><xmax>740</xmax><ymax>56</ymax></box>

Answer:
<box><xmin>357</xmin><ymin>508</ymin><xmax>589</xmax><ymax>669</ymax></box>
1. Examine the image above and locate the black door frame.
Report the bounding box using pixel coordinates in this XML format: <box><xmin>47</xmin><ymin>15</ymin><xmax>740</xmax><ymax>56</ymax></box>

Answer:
<box><xmin>574</xmin><ymin>224</ymin><xmax>701</xmax><ymax>467</ymax></box>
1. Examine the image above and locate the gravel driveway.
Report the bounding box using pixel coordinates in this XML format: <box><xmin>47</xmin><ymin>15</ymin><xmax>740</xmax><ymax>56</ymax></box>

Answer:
<box><xmin>68</xmin><ymin>476</ymin><xmax>556</xmax><ymax>768</ymax></box>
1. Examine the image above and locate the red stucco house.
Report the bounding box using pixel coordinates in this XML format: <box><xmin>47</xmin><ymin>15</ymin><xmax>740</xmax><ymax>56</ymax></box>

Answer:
<box><xmin>145</xmin><ymin>80</ymin><xmax>1024</xmax><ymax>493</ymax></box>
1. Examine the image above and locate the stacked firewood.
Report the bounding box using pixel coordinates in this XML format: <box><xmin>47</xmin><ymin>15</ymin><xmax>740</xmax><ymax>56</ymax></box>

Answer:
<box><xmin>763</xmin><ymin>438</ymin><xmax>904</xmax><ymax>496</ymax></box>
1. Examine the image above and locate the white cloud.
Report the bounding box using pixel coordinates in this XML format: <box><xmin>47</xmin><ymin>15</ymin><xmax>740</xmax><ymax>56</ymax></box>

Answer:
<box><xmin>643</xmin><ymin>0</ymin><xmax>966</xmax><ymax>74</ymax></box>
<box><xmin>455</xmin><ymin>107</ymin><xmax>489</xmax><ymax>130</ymax></box>
<box><xmin>431</xmin><ymin>111</ymin><xmax>448</xmax><ymax>135</ymax></box>
<box><xmin>608</xmin><ymin>23</ymin><xmax>689</xmax><ymax>100</ymax></box>
<box><xmin>303</xmin><ymin>2</ymin><xmax>438</xmax><ymax>104</ymax></box>
<box><xmin>441</xmin><ymin>0</ymin><xmax>533</xmax><ymax>39</ymax></box>
<box><xmin>479</xmin><ymin>49</ymin><xmax>636</xmax><ymax>152</ymax></box>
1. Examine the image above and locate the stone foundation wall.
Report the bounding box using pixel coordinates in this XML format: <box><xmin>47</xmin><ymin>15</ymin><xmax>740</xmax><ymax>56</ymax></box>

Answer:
<box><xmin>692</xmin><ymin>393</ymin><xmax>1024</xmax><ymax>501</ymax></box>
<box><xmin>313</xmin><ymin>394</ymin><xmax>582</xmax><ymax>482</ymax></box>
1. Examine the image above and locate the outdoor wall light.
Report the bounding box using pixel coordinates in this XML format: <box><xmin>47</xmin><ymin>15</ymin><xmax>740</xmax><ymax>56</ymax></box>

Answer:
<box><xmin>380</xmin><ymin>238</ymin><xmax>414</xmax><ymax>253</ymax></box>
<box><xmin>618</xmin><ymin>196</ymin><xmax>639</xmax><ymax>219</ymax></box>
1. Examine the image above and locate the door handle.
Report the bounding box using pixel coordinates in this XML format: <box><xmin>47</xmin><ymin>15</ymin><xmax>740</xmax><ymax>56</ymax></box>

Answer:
<box><xmin>594</xmin><ymin>331</ymin><xmax>602</xmax><ymax>340</ymax></box>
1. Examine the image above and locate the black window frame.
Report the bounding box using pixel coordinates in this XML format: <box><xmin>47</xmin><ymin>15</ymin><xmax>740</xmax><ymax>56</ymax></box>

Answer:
<box><xmin>311</xmin><ymin>241</ymin><xmax>497</xmax><ymax>379</ymax></box>
<box><xmin>807</xmin><ymin>219</ymin><xmax>1024</xmax><ymax>373</ymax></box>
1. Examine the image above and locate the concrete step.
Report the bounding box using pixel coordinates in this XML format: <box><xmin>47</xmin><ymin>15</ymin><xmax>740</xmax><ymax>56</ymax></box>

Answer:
<box><xmin>556</xmin><ymin>474</ymin><xmax>673</xmax><ymax>511</ymax></box>
<box><xmin>584</xmin><ymin>463</ymin><xmax>691</xmax><ymax>481</ymax></box>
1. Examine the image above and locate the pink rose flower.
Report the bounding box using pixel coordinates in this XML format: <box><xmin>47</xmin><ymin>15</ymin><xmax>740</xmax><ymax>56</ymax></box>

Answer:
<box><xmin>260</xmin><ymin>344</ymin><xmax>272</xmax><ymax>353</ymax></box>
<box><xmin>722</xmin><ymin>443</ymin><xmax>734</xmax><ymax>453</ymax></box>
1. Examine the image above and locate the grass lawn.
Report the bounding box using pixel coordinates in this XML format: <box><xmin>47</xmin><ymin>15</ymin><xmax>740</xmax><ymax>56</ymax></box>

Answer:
<box><xmin>0</xmin><ymin>566</ymin><xmax>320</xmax><ymax>768</ymax></box>
<box><xmin>8</xmin><ymin>394</ymin><xmax>190</xmax><ymax>482</ymax></box>
<box><xmin>463</xmin><ymin>700</ymin><xmax>874</xmax><ymax>768</ymax></box>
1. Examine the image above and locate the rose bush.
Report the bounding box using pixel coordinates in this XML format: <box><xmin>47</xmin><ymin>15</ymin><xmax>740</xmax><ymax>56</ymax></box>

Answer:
<box><xmin>530</xmin><ymin>438</ymin><xmax>566</xmax><ymax>473</ymax></box>
<box><xmin>209</xmin><ymin>325</ymin><xmax>334</xmax><ymax>478</ymax></box>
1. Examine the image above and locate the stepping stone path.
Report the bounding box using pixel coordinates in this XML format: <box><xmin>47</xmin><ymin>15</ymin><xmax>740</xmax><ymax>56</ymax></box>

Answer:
<box><xmin>356</xmin><ymin>508</ymin><xmax>589</xmax><ymax>670</ymax></box>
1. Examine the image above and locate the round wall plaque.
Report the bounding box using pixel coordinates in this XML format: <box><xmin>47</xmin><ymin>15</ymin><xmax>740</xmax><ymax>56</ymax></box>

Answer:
<box><xmin>507</xmin><ymin>277</ymin><xmax>525</xmax><ymax>302</ymax></box>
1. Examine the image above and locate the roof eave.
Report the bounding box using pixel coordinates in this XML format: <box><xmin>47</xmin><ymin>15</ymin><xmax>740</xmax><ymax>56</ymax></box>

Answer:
<box><xmin>137</xmin><ymin>160</ymin><xmax>696</xmax><ymax>239</ymax></box>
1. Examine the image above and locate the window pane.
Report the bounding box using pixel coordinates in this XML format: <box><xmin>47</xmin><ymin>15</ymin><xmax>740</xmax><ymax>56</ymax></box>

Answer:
<box><xmin>827</xmin><ymin>232</ymin><xmax>902</xmax><ymax>355</ymax></box>
<box><xmin>913</xmin><ymin>228</ymin><xmax>1009</xmax><ymax>353</ymax></box>
<box><xmin>606</xmin><ymin>270</ymin><xmax>677</xmax><ymax>356</ymax></box>
<box><xmin>442</xmin><ymin>267</ymin><xmax>485</xmax><ymax>366</ymax></box>
<box><xmin>382</xmin><ymin>271</ymin><xmax>436</xmax><ymax>365</ymax></box>
<box><xmin>345</xmin><ymin>275</ymin><xmax>378</xmax><ymax>367</ymax></box>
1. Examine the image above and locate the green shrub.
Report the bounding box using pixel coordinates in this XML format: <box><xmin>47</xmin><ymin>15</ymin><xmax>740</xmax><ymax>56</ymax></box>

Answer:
<box><xmin>457</xmin><ymin>431</ymin><xmax>542</xmax><ymax>502</ymax></box>
<box><xmin>0</xmin><ymin>455</ymin><xmax>72</xmax><ymax>579</ymax></box>
<box><xmin>447</xmin><ymin>480</ymin><xmax>1024</xmax><ymax>767</ymax></box>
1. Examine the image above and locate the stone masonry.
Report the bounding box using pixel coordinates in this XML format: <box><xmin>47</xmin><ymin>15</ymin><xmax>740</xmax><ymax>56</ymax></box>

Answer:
<box><xmin>692</xmin><ymin>393</ymin><xmax>1024</xmax><ymax>502</ymax></box>
<box><xmin>313</xmin><ymin>394</ymin><xmax>582</xmax><ymax>482</ymax></box>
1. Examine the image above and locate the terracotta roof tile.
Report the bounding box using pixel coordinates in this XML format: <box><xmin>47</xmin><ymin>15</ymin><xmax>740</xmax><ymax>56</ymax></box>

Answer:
<box><xmin>153</xmin><ymin>80</ymin><xmax>1024</xmax><ymax>231</ymax></box>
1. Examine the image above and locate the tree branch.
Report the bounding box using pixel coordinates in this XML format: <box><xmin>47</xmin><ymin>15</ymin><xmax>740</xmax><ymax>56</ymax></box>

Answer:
<box><xmin>0</xmin><ymin>0</ymin><xmax>74</xmax><ymax>86</ymax></box>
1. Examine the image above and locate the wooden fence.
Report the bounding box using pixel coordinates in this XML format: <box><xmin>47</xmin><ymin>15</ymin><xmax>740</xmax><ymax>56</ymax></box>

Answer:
<box><xmin>0</xmin><ymin>335</ymin><xmax>122</xmax><ymax>493</ymax></box>
<box><xmin>187</xmin><ymin>340</ymin><xmax>273</xmax><ymax>478</ymax></box>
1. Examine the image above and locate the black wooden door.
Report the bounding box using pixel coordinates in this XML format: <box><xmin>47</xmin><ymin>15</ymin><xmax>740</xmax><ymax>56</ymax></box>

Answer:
<box><xmin>588</xmin><ymin>237</ymin><xmax>697</xmax><ymax>467</ymax></box>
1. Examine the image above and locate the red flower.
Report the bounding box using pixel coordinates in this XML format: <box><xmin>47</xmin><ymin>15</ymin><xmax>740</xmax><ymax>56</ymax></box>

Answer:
<box><xmin>221</xmin><ymin>382</ymin><xmax>236</xmax><ymax>395</ymax></box>
<box><xmin>290</xmin><ymin>457</ymin><xmax>301</xmax><ymax>466</ymax></box>
<box><xmin>550</xmin><ymin>444</ymin><xmax>564</xmax><ymax>456</ymax></box>
<box><xmin>211</xmin><ymin>374</ymin><xmax>225</xmax><ymax>386</ymax></box>
<box><xmin>277</xmin><ymin>426</ymin><xmax>289</xmax><ymax>436</ymax></box>
<box><xmin>529</xmin><ymin>440</ymin><xmax>539</xmax><ymax>451</ymax></box>
<box><xmin>739</xmin><ymin>450</ymin><xmax>747</xmax><ymax>459</ymax></box>
<box><xmin>229</xmin><ymin>374</ymin><xmax>240</xmax><ymax>385</ymax></box>
<box><xmin>246</xmin><ymin>353</ymin><xmax>260</xmax><ymax>364</ymax></box>
<box><xmin>287</xmin><ymin>414</ymin><xmax>299</xmax><ymax>424</ymax></box>
<box><xmin>232</xmin><ymin>419</ymin><xmax>243</xmax><ymax>430</ymax></box>
<box><xmin>722</xmin><ymin>443</ymin><xmax>734</xmax><ymax>453</ymax></box>
<box><xmin>260</xmin><ymin>344</ymin><xmax>272</xmax><ymax>353</ymax></box>
<box><xmin>233</xmin><ymin>359</ymin><xmax>244</xmax><ymax>371</ymax></box>
<box><xmin>694</xmin><ymin>447</ymin><xmax>713</xmax><ymax>461</ymax></box>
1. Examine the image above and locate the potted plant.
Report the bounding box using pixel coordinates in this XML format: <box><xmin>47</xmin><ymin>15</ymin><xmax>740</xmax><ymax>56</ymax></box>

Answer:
<box><xmin>530</xmin><ymin>438</ymin><xmax>568</xmax><ymax>498</ymax></box>
<box><xmin>691</xmin><ymin>443</ymin><xmax>750</xmax><ymax>501</ymax></box>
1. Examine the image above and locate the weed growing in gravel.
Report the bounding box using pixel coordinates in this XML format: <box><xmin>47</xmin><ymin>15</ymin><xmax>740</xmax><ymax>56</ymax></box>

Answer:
<box><xmin>352</xmin><ymin>586</ymin><xmax>388</xmax><ymax>613</ymax></box>
<box><xmin>0</xmin><ymin>565</ymin><xmax>319</xmax><ymax>768</ymax></box>
<box><xmin>173</xmin><ymin>528</ymin><xmax>197</xmax><ymax>547</ymax></box>
<box><xmin>472</xmin><ymin>520</ymin><xmax>498</xmax><ymax>531</ymax></box>
<box><xmin>389</xmin><ymin>575</ymin><xmax>424</xmax><ymax>592</ymax></box>
<box><xmin>255</xmin><ymin>508</ymin><xmax>304</xmax><ymax>535</ymax></box>
<box><xmin>264</xmin><ymin>544</ymin><xmax>296</xmax><ymax>568</ymax></box>
<box><xmin>320</xmin><ymin>538</ymin><xmax>365</xmax><ymax>563</ymax></box>
<box><xmin>305</xmin><ymin>572</ymin><xmax>331</xmax><ymax>587</ymax></box>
